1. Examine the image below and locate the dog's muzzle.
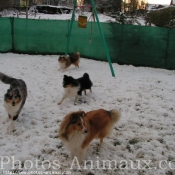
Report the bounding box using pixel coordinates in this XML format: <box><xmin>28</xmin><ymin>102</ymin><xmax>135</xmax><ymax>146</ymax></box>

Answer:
<box><xmin>82</xmin><ymin>129</ymin><xmax>88</xmax><ymax>134</ymax></box>
<box><xmin>12</xmin><ymin>102</ymin><xmax>15</xmax><ymax>106</ymax></box>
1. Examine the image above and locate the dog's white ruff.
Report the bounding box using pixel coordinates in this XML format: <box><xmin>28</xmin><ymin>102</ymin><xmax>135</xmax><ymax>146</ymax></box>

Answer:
<box><xmin>64</xmin><ymin>86</ymin><xmax>79</xmax><ymax>97</ymax></box>
<box><xmin>4</xmin><ymin>101</ymin><xmax>22</xmax><ymax>117</ymax></box>
<box><xmin>58</xmin><ymin>86</ymin><xmax>80</xmax><ymax>105</ymax></box>
<box><xmin>63</xmin><ymin>131</ymin><xmax>87</xmax><ymax>163</ymax></box>
<box><xmin>4</xmin><ymin>101</ymin><xmax>22</xmax><ymax>134</ymax></box>
<box><xmin>58</xmin><ymin>62</ymin><xmax>66</xmax><ymax>70</ymax></box>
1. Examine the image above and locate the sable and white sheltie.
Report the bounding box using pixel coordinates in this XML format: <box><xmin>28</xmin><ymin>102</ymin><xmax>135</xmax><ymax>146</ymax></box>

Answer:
<box><xmin>58</xmin><ymin>73</ymin><xmax>93</xmax><ymax>105</ymax></box>
<box><xmin>59</xmin><ymin>109</ymin><xmax>121</xmax><ymax>163</ymax></box>
<box><xmin>58</xmin><ymin>52</ymin><xmax>80</xmax><ymax>70</ymax></box>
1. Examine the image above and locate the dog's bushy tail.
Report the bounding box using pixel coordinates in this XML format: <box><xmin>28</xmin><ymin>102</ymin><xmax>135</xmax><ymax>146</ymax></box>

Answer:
<box><xmin>83</xmin><ymin>73</ymin><xmax>89</xmax><ymax>79</ymax></box>
<box><xmin>69</xmin><ymin>52</ymin><xmax>80</xmax><ymax>63</ymax></box>
<box><xmin>83</xmin><ymin>73</ymin><xmax>93</xmax><ymax>86</ymax></box>
<box><xmin>109</xmin><ymin>109</ymin><xmax>121</xmax><ymax>124</ymax></box>
<box><xmin>0</xmin><ymin>72</ymin><xmax>15</xmax><ymax>84</ymax></box>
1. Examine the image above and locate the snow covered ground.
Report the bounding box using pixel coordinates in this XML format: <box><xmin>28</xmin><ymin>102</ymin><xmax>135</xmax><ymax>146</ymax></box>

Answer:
<box><xmin>1</xmin><ymin>7</ymin><xmax>149</xmax><ymax>26</ymax></box>
<box><xmin>0</xmin><ymin>53</ymin><xmax>175</xmax><ymax>175</ymax></box>
<box><xmin>1</xmin><ymin>9</ymin><xmax>116</xmax><ymax>23</ymax></box>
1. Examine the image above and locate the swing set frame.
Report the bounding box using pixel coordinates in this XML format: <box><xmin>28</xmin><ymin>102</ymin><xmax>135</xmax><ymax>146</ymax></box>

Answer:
<box><xmin>65</xmin><ymin>0</ymin><xmax>115</xmax><ymax>77</ymax></box>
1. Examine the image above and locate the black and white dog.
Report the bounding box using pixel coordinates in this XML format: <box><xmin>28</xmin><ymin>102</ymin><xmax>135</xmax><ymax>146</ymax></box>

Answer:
<box><xmin>0</xmin><ymin>72</ymin><xmax>27</xmax><ymax>133</ymax></box>
<box><xmin>58</xmin><ymin>73</ymin><xmax>93</xmax><ymax>105</ymax></box>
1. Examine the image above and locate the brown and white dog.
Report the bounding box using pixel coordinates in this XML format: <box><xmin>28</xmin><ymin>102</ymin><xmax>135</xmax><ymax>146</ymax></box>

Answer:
<box><xmin>59</xmin><ymin>109</ymin><xmax>121</xmax><ymax>163</ymax></box>
<box><xmin>58</xmin><ymin>52</ymin><xmax>80</xmax><ymax>70</ymax></box>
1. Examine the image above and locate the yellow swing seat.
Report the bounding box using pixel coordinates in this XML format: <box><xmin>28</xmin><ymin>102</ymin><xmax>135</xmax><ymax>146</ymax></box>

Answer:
<box><xmin>78</xmin><ymin>15</ymin><xmax>87</xmax><ymax>28</ymax></box>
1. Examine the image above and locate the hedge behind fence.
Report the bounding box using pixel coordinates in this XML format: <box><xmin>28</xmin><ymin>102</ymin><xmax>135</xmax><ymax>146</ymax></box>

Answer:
<box><xmin>147</xmin><ymin>6</ymin><xmax>175</xmax><ymax>27</ymax></box>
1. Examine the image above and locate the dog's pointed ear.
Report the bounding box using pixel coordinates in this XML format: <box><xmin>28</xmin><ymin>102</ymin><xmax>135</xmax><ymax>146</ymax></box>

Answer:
<box><xmin>80</xmin><ymin>111</ymin><xmax>86</xmax><ymax>117</ymax></box>
<box><xmin>69</xmin><ymin>111</ymin><xmax>86</xmax><ymax>124</ymax></box>
<box><xmin>70</xmin><ymin>114</ymin><xmax>78</xmax><ymax>123</ymax></box>
<box><xmin>69</xmin><ymin>76</ymin><xmax>76</xmax><ymax>82</ymax></box>
<box><xmin>76</xmin><ymin>111</ymin><xmax>86</xmax><ymax>118</ymax></box>
<box><xmin>68</xmin><ymin>76</ymin><xmax>73</xmax><ymax>79</ymax></box>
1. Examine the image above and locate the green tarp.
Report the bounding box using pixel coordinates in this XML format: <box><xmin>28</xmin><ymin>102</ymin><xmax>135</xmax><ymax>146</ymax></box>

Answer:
<box><xmin>0</xmin><ymin>18</ymin><xmax>12</xmax><ymax>52</ymax></box>
<box><xmin>0</xmin><ymin>17</ymin><xmax>175</xmax><ymax>70</ymax></box>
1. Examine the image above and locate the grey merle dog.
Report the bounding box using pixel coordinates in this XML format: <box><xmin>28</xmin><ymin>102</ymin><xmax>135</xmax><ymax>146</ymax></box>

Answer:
<box><xmin>0</xmin><ymin>72</ymin><xmax>27</xmax><ymax>133</ymax></box>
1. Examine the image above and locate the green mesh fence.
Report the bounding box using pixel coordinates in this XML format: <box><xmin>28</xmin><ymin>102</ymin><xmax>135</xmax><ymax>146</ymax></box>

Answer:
<box><xmin>13</xmin><ymin>18</ymin><xmax>69</xmax><ymax>54</ymax></box>
<box><xmin>116</xmin><ymin>25</ymin><xmax>168</xmax><ymax>68</ymax></box>
<box><xmin>0</xmin><ymin>17</ymin><xmax>175</xmax><ymax>70</ymax></box>
<box><xmin>0</xmin><ymin>18</ymin><xmax>12</xmax><ymax>52</ymax></box>
<box><xmin>167</xmin><ymin>29</ymin><xmax>175</xmax><ymax>70</ymax></box>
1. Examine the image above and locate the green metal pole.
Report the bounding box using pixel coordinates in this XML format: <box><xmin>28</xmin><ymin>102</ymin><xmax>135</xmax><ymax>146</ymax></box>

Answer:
<box><xmin>90</xmin><ymin>0</ymin><xmax>115</xmax><ymax>77</ymax></box>
<box><xmin>65</xmin><ymin>0</ymin><xmax>77</xmax><ymax>55</ymax></box>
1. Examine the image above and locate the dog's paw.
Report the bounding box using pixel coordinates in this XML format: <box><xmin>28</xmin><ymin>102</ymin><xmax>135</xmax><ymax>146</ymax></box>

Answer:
<box><xmin>78</xmin><ymin>99</ymin><xmax>87</xmax><ymax>104</ymax></box>
<box><xmin>57</xmin><ymin>102</ymin><xmax>62</xmax><ymax>105</ymax></box>
<box><xmin>7</xmin><ymin>125</ymin><xmax>14</xmax><ymax>134</ymax></box>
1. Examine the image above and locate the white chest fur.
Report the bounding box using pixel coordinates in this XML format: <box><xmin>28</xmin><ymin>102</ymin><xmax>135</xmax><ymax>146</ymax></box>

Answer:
<box><xmin>63</xmin><ymin>131</ymin><xmax>86</xmax><ymax>153</ymax></box>
<box><xmin>59</xmin><ymin>62</ymin><xmax>66</xmax><ymax>69</ymax></box>
<box><xmin>4</xmin><ymin>101</ymin><xmax>22</xmax><ymax>117</ymax></box>
<box><xmin>64</xmin><ymin>86</ymin><xmax>79</xmax><ymax>97</ymax></box>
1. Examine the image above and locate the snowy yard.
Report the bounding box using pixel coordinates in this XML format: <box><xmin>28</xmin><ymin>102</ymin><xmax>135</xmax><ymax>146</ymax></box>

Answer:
<box><xmin>0</xmin><ymin>53</ymin><xmax>175</xmax><ymax>175</ymax></box>
<box><xmin>1</xmin><ymin>9</ymin><xmax>116</xmax><ymax>23</ymax></box>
